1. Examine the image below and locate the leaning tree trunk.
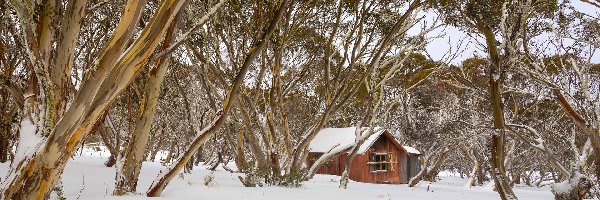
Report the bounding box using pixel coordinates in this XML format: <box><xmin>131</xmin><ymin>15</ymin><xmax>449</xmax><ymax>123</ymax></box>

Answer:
<box><xmin>408</xmin><ymin>155</ymin><xmax>429</xmax><ymax>187</ymax></box>
<box><xmin>422</xmin><ymin>147</ymin><xmax>450</xmax><ymax>182</ymax></box>
<box><xmin>1</xmin><ymin>0</ymin><xmax>185</xmax><ymax>198</ymax></box>
<box><xmin>339</xmin><ymin>138</ymin><xmax>365</xmax><ymax>189</ymax></box>
<box><xmin>460</xmin><ymin>142</ymin><xmax>481</xmax><ymax>187</ymax></box>
<box><xmin>113</xmin><ymin>11</ymin><xmax>179</xmax><ymax>195</ymax></box>
<box><xmin>98</xmin><ymin>126</ymin><xmax>118</xmax><ymax>167</ymax></box>
<box><xmin>340</xmin><ymin>110</ymin><xmax>373</xmax><ymax>189</ymax></box>
<box><xmin>551</xmin><ymin>169</ymin><xmax>592</xmax><ymax>200</ymax></box>
<box><xmin>554</xmin><ymin>90</ymin><xmax>600</xmax><ymax>189</ymax></box>
<box><xmin>146</xmin><ymin>1</ymin><xmax>288</xmax><ymax>196</ymax></box>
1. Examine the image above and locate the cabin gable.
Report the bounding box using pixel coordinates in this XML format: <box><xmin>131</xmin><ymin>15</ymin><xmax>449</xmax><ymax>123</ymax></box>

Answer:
<box><xmin>307</xmin><ymin>128</ymin><xmax>420</xmax><ymax>184</ymax></box>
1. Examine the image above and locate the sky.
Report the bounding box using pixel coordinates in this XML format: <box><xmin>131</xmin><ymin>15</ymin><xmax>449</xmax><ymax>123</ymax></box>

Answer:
<box><xmin>421</xmin><ymin>0</ymin><xmax>599</xmax><ymax>65</ymax></box>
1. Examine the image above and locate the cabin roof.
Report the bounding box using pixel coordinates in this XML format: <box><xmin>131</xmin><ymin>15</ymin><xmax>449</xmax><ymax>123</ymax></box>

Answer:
<box><xmin>308</xmin><ymin>127</ymin><xmax>419</xmax><ymax>155</ymax></box>
<box><xmin>402</xmin><ymin>146</ymin><xmax>421</xmax><ymax>154</ymax></box>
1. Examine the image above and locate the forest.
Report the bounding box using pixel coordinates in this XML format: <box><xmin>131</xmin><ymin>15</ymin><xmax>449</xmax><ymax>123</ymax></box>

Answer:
<box><xmin>0</xmin><ymin>0</ymin><xmax>599</xmax><ymax>199</ymax></box>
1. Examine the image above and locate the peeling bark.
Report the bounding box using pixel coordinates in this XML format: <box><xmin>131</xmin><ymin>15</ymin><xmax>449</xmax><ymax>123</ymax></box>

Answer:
<box><xmin>113</xmin><ymin>10</ymin><xmax>180</xmax><ymax>196</ymax></box>
<box><xmin>1</xmin><ymin>0</ymin><xmax>185</xmax><ymax>198</ymax></box>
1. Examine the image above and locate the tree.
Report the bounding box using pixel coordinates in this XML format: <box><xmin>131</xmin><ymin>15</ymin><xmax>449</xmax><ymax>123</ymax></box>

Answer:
<box><xmin>1</xmin><ymin>0</ymin><xmax>185</xmax><ymax>198</ymax></box>
<box><xmin>146</xmin><ymin>0</ymin><xmax>289</xmax><ymax>196</ymax></box>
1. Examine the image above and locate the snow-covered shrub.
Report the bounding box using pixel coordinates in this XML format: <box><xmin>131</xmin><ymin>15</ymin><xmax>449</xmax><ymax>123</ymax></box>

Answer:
<box><xmin>278</xmin><ymin>168</ymin><xmax>307</xmax><ymax>187</ymax></box>
<box><xmin>238</xmin><ymin>161</ymin><xmax>306</xmax><ymax>187</ymax></box>
<box><xmin>239</xmin><ymin>161</ymin><xmax>268</xmax><ymax>187</ymax></box>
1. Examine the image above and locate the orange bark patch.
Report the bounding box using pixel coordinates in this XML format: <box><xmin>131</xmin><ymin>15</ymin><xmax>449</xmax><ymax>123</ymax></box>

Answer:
<box><xmin>67</xmin><ymin>127</ymin><xmax>87</xmax><ymax>153</ymax></box>
<box><xmin>37</xmin><ymin>167</ymin><xmax>52</xmax><ymax>199</ymax></box>
<box><xmin>22</xmin><ymin>158</ymin><xmax>37</xmax><ymax>177</ymax></box>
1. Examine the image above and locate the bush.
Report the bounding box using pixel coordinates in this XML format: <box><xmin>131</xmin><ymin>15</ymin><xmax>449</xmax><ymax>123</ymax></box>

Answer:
<box><xmin>239</xmin><ymin>161</ymin><xmax>307</xmax><ymax>187</ymax></box>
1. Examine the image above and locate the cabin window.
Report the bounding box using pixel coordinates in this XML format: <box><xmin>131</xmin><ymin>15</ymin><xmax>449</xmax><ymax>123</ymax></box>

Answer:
<box><xmin>368</xmin><ymin>152</ymin><xmax>396</xmax><ymax>173</ymax></box>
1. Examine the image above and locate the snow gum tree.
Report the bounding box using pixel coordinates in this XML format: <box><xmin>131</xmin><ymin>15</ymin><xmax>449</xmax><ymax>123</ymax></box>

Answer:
<box><xmin>430</xmin><ymin>0</ymin><xmax>562</xmax><ymax>199</ymax></box>
<box><xmin>1</xmin><ymin>0</ymin><xmax>186</xmax><ymax>199</ymax></box>
<box><xmin>1</xmin><ymin>0</ymin><xmax>597</xmax><ymax>199</ymax></box>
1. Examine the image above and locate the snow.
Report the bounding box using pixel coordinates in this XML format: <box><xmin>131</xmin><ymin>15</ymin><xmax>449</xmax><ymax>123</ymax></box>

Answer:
<box><xmin>13</xmin><ymin>118</ymin><xmax>44</xmax><ymax>163</ymax></box>
<box><xmin>308</xmin><ymin>127</ymin><xmax>385</xmax><ymax>154</ymax></box>
<box><xmin>550</xmin><ymin>171</ymin><xmax>586</xmax><ymax>196</ymax></box>
<box><xmin>309</xmin><ymin>127</ymin><xmax>421</xmax><ymax>155</ymax></box>
<box><xmin>403</xmin><ymin>146</ymin><xmax>421</xmax><ymax>154</ymax></box>
<box><xmin>0</xmin><ymin>147</ymin><xmax>553</xmax><ymax>200</ymax></box>
<box><xmin>0</xmin><ymin>146</ymin><xmax>555</xmax><ymax>199</ymax></box>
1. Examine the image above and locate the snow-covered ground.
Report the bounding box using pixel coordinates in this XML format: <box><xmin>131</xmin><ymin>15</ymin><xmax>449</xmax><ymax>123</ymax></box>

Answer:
<box><xmin>1</xmin><ymin>146</ymin><xmax>554</xmax><ymax>200</ymax></box>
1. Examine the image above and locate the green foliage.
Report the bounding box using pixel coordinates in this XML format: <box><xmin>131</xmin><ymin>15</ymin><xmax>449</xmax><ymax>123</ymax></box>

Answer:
<box><xmin>541</xmin><ymin>54</ymin><xmax>580</xmax><ymax>75</ymax></box>
<box><xmin>240</xmin><ymin>161</ymin><xmax>307</xmax><ymax>188</ymax></box>
<box><xmin>278</xmin><ymin>168</ymin><xmax>307</xmax><ymax>187</ymax></box>
<box><xmin>380</xmin><ymin>53</ymin><xmax>439</xmax><ymax>90</ymax></box>
<box><xmin>240</xmin><ymin>161</ymin><xmax>268</xmax><ymax>187</ymax></box>
<box><xmin>429</xmin><ymin>0</ymin><xmax>558</xmax><ymax>32</ymax></box>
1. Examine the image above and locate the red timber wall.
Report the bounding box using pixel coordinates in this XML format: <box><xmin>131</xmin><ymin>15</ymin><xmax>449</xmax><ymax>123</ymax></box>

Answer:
<box><xmin>307</xmin><ymin>131</ymin><xmax>409</xmax><ymax>184</ymax></box>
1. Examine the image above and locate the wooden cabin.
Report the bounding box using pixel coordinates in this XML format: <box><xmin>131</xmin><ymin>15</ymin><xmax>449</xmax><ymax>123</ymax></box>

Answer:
<box><xmin>306</xmin><ymin>127</ymin><xmax>421</xmax><ymax>184</ymax></box>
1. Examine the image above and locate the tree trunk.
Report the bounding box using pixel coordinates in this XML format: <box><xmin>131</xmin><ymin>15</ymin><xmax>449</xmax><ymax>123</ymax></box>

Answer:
<box><xmin>194</xmin><ymin>146</ymin><xmax>203</xmax><ymax>166</ymax></box>
<box><xmin>113</xmin><ymin>11</ymin><xmax>179</xmax><ymax>196</ymax></box>
<box><xmin>98</xmin><ymin>125</ymin><xmax>118</xmax><ymax>167</ymax></box>
<box><xmin>1</xmin><ymin>0</ymin><xmax>184</xmax><ymax>198</ymax></box>
<box><xmin>339</xmin><ymin>116</ymin><xmax>373</xmax><ymax>189</ymax></box>
<box><xmin>408</xmin><ymin>157</ymin><xmax>429</xmax><ymax>187</ymax></box>
<box><xmin>460</xmin><ymin>142</ymin><xmax>480</xmax><ymax>187</ymax></box>
<box><xmin>0</xmin><ymin>105</ymin><xmax>9</xmax><ymax>163</ymax></box>
<box><xmin>146</xmin><ymin>1</ymin><xmax>288</xmax><ymax>196</ymax></box>
<box><xmin>422</xmin><ymin>147</ymin><xmax>450</xmax><ymax>182</ymax></box>
<box><xmin>551</xmin><ymin>170</ymin><xmax>592</xmax><ymax>200</ymax></box>
<box><xmin>305</xmin><ymin>144</ymin><xmax>343</xmax><ymax>180</ymax></box>
<box><xmin>554</xmin><ymin>89</ymin><xmax>600</xmax><ymax>190</ymax></box>
<box><xmin>511</xmin><ymin>171</ymin><xmax>521</xmax><ymax>185</ymax></box>
<box><xmin>150</xmin><ymin>128</ymin><xmax>166</xmax><ymax>162</ymax></box>
<box><xmin>478</xmin><ymin>22</ymin><xmax>517</xmax><ymax>200</ymax></box>
<box><xmin>163</xmin><ymin>140</ymin><xmax>177</xmax><ymax>165</ymax></box>
<box><xmin>490</xmin><ymin>129</ymin><xmax>517</xmax><ymax>199</ymax></box>
<box><xmin>466</xmin><ymin>161</ymin><xmax>481</xmax><ymax>187</ymax></box>
<box><xmin>235</xmin><ymin>129</ymin><xmax>246</xmax><ymax>171</ymax></box>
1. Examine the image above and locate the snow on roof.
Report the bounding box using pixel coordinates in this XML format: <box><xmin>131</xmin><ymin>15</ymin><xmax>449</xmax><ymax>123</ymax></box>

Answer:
<box><xmin>403</xmin><ymin>146</ymin><xmax>421</xmax><ymax>154</ymax></box>
<box><xmin>308</xmin><ymin>127</ymin><xmax>385</xmax><ymax>154</ymax></box>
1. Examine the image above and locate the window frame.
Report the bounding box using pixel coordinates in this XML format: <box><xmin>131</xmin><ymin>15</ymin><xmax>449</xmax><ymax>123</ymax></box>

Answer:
<box><xmin>367</xmin><ymin>152</ymin><xmax>396</xmax><ymax>173</ymax></box>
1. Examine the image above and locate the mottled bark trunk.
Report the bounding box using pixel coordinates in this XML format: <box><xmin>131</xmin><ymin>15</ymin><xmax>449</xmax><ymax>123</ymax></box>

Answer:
<box><xmin>163</xmin><ymin>140</ymin><xmax>177</xmax><ymax>164</ymax></box>
<box><xmin>150</xmin><ymin>128</ymin><xmax>166</xmax><ymax>162</ymax></box>
<box><xmin>340</xmin><ymin>110</ymin><xmax>372</xmax><ymax>189</ymax></box>
<box><xmin>184</xmin><ymin>158</ymin><xmax>194</xmax><ymax>173</ymax></box>
<box><xmin>305</xmin><ymin>144</ymin><xmax>342</xmax><ymax>180</ymax></box>
<box><xmin>477</xmin><ymin>163</ymin><xmax>487</xmax><ymax>185</ymax></box>
<box><xmin>554</xmin><ymin>90</ymin><xmax>600</xmax><ymax>188</ymax></box>
<box><xmin>460</xmin><ymin>142</ymin><xmax>480</xmax><ymax>187</ymax></box>
<box><xmin>235</xmin><ymin>130</ymin><xmax>246</xmax><ymax>171</ymax></box>
<box><xmin>490</xmin><ymin>129</ymin><xmax>516</xmax><ymax>199</ymax></box>
<box><xmin>1</xmin><ymin>0</ymin><xmax>184</xmax><ymax>198</ymax></box>
<box><xmin>511</xmin><ymin>171</ymin><xmax>521</xmax><ymax>185</ymax></box>
<box><xmin>466</xmin><ymin>161</ymin><xmax>481</xmax><ymax>187</ymax></box>
<box><xmin>113</xmin><ymin>11</ymin><xmax>179</xmax><ymax>196</ymax></box>
<box><xmin>238</xmin><ymin>106</ymin><xmax>268</xmax><ymax>168</ymax></box>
